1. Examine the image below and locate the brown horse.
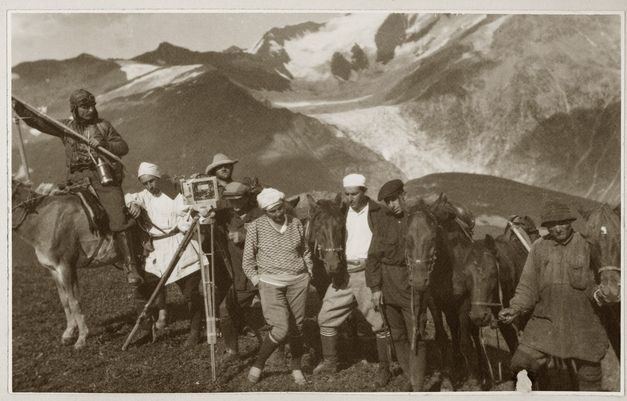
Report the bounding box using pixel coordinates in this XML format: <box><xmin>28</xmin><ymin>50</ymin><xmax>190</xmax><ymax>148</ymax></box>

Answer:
<box><xmin>12</xmin><ymin>179</ymin><xmax>121</xmax><ymax>349</ymax></box>
<box><xmin>427</xmin><ymin>193</ymin><xmax>501</xmax><ymax>389</ymax></box>
<box><xmin>304</xmin><ymin>194</ymin><xmax>346</xmax><ymax>296</ymax></box>
<box><xmin>404</xmin><ymin>199</ymin><xmax>443</xmax><ymax>390</ymax></box>
<box><xmin>581</xmin><ymin>203</ymin><xmax>621</xmax><ymax>358</ymax></box>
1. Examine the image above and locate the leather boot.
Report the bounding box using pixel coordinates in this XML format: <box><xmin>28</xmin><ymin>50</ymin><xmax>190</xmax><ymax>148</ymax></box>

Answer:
<box><xmin>184</xmin><ymin>301</ymin><xmax>202</xmax><ymax>348</ymax></box>
<box><xmin>289</xmin><ymin>335</ymin><xmax>305</xmax><ymax>371</ymax></box>
<box><xmin>313</xmin><ymin>334</ymin><xmax>339</xmax><ymax>375</ymax></box>
<box><xmin>114</xmin><ymin>230</ymin><xmax>143</xmax><ymax>285</ymax></box>
<box><xmin>394</xmin><ymin>340</ymin><xmax>411</xmax><ymax>383</ymax></box>
<box><xmin>375</xmin><ymin>335</ymin><xmax>392</xmax><ymax>387</ymax></box>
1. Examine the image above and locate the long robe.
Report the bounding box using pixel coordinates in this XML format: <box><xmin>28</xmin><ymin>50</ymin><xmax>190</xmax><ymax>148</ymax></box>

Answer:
<box><xmin>125</xmin><ymin>190</ymin><xmax>206</xmax><ymax>285</ymax></box>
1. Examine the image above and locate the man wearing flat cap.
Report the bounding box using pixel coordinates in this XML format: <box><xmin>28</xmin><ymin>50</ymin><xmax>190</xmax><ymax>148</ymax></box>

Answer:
<box><xmin>499</xmin><ymin>200</ymin><xmax>611</xmax><ymax>390</ymax></box>
<box><xmin>313</xmin><ymin>173</ymin><xmax>392</xmax><ymax>388</ymax></box>
<box><xmin>13</xmin><ymin>88</ymin><xmax>142</xmax><ymax>285</ymax></box>
<box><xmin>367</xmin><ymin>179</ymin><xmax>428</xmax><ymax>391</ymax></box>
<box><xmin>214</xmin><ymin>181</ymin><xmax>266</xmax><ymax>361</ymax></box>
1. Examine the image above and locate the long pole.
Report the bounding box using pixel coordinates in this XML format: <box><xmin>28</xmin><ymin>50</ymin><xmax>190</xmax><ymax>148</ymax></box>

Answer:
<box><xmin>196</xmin><ymin>221</ymin><xmax>217</xmax><ymax>381</ymax></box>
<box><xmin>13</xmin><ymin>115</ymin><xmax>31</xmax><ymax>181</ymax></box>
<box><xmin>12</xmin><ymin>96</ymin><xmax>125</xmax><ymax>166</ymax></box>
<box><xmin>122</xmin><ymin>216</ymin><xmax>200</xmax><ymax>351</ymax></box>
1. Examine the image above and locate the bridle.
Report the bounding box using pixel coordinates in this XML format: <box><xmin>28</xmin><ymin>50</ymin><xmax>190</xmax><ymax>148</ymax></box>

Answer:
<box><xmin>470</xmin><ymin>253</ymin><xmax>504</xmax><ymax>310</ymax></box>
<box><xmin>304</xmin><ymin>212</ymin><xmax>344</xmax><ymax>262</ymax></box>
<box><xmin>12</xmin><ymin>184</ymin><xmax>46</xmax><ymax>230</ymax></box>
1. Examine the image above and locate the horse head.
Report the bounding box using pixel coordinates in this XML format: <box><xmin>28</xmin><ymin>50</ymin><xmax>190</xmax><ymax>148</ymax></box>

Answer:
<box><xmin>405</xmin><ymin>199</ymin><xmax>438</xmax><ymax>293</ymax></box>
<box><xmin>585</xmin><ymin>204</ymin><xmax>621</xmax><ymax>303</ymax></box>
<box><xmin>306</xmin><ymin>193</ymin><xmax>345</xmax><ymax>284</ymax></box>
<box><xmin>466</xmin><ymin>235</ymin><xmax>500</xmax><ymax>327</ymax></box>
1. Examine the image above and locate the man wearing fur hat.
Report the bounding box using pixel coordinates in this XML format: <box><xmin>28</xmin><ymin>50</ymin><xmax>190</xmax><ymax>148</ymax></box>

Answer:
<box><xmin>313</xmin><ymin>173</ymin><xmax>392</xmax><ymax>388</ymax></box>
<box><xmin>499</xmin><ymin>200</ymin><xmax>611</xmax><ymax>390</ymax></box>
<box><xmin>13</xmin><ymin>89</ymin><xmax>142</xmax><ymax>285</ymax></box>
<box><xmin>126</xmin><ymin>162</ymin><xmax>207</xmax><ymax>346</ymax></box>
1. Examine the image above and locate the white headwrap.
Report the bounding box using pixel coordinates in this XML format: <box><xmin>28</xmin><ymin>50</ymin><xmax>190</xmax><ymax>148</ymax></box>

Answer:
<box><xmin>257</xmin><ymin>188</ymin><xmax>285</xmax><ymax>210</ymax></box>
<box><xmin>137</xmin><ymin>162</ymin><xmax>161</xmax><ymax>178</ymax></box>
<box><xmin>342</xmin><ymin>173</ymin><xmax>366</xmax><ymax>188</ymax></box>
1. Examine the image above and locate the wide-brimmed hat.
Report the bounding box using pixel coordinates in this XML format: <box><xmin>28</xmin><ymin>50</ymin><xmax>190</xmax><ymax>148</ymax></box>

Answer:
<box><xmin>204</xmin><ymin>153</ymin><xmax>238</xmax><ymax>175</ymax></box>
<box><xmin>540</xmin><ymin>200</ymin><xmax>577</xmax><ymax>227</ymax></box>
<box><xmin>223</xmin><ymin>182</ymin><xmax>250</xmax><ymax>199</ymax></box>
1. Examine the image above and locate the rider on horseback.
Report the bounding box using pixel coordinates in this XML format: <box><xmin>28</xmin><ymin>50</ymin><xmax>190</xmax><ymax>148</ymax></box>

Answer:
<box><xmin>13</xmin><ymin>89</ymin><xmax>143</xmax><ymax>286</ymax></box>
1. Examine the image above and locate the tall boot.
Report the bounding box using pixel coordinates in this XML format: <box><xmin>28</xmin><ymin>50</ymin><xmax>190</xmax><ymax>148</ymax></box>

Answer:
<box><xmin>409</xmin><ymin>340</ymin><xmax>427</xmax><ymax>391</ymax></box>
<box><xmin>313</xmin><ymin>334</ymin><xmax>339</xmax><ymax>375</ymax></box>
<box><xmin>394</xmin><ymin>340</ymin><xmax>411</xmax><ymax>383</ymax></box>
<box><xmin>289</xmin><ymin>335</ymin><xmax>305</xmax><ymax>370</ymax></box>
<box><xmin>184</xmin><ymin>301</ymin><xmax>202</xmax><ymax>348</ymax></box>
<box><xmin>221</xmin><ymin>315</ymin><xmax>239</xmax><ymax>362</ymax></box>
<box><xmin>114</xmin><ymin>230</ymin><xmax>143</xmax><ymax>285</ymax></box>
<box><xmin>375</xmin><ymin>334</ymin><xmax>392</xmax><ymax>387</ymax></box>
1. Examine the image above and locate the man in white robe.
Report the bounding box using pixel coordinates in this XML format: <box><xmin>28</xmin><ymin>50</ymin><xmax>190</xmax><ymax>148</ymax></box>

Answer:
<box><xmin>126</xmin><ymin>162</ymin><xmax>207</xmax><ymax>347</ymax></box>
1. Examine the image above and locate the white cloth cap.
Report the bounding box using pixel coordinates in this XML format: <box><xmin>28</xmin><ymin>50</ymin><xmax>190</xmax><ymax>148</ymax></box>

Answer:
<box><xmin>257</xmin><ymin>187</ymin><xmax>285</xmax><ymax>210</ymax></box>
<box><xmin>137</xmin><ymin>162</ymin><xmax>161</xmax><ymax>178</ymax></box>
<box><xmin>343</xmin><ymin>173</ymin><xmax>366</xmax><ymax>188</ymax></box>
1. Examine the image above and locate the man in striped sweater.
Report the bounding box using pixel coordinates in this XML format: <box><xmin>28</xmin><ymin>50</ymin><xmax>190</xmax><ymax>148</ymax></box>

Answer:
<box><xmin>313</xmin><ymin>174</ymin><xmax>392</xmax><ymax>388</ymax></box>
<box><xmin>242</xmin><ymin>188</ymin><xmax>313</xmax><ymax>385</ymax></box>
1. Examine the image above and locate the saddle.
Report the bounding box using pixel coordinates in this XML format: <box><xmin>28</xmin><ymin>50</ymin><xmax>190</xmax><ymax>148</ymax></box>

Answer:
<box><xmin>53</xmin><ymin>178</ymin><xmax>109</xmax><ymax>235</ymax></box>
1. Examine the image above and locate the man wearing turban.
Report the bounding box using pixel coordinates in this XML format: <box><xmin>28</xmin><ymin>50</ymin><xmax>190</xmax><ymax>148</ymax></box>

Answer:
<box><xmin>13</xmin><ymin>88</ymin><xmax>142</xmax><ymax>285</ymax></box>
<box><xmin>125</xmin><ymin>162</ymin><xmax>207</xmax><ymax>346</ymax></box>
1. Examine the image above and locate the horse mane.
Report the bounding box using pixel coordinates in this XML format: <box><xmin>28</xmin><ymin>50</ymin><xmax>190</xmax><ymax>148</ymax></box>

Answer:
<box><xmin>406</xmin><ymin>197</ymin><xmax>430</xmax><ymax>215</ymax></box>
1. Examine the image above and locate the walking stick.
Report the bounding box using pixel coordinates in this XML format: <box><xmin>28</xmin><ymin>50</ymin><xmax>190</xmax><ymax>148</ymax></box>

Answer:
<box><xmin>122</xmin><ymin>216</ymin><xmax>200</xmax><ymax>351</ymax></box>
<box><xmin>196</xmin><ymin>221</ymin><xmax>217</xmax><ymax>381</ymax></box>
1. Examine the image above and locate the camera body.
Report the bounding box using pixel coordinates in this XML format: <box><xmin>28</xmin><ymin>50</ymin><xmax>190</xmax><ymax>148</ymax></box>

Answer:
<box><xmin>178</xmin><ymin>175</ymin><xmax>227</xmax><ymax>210</ymax></box>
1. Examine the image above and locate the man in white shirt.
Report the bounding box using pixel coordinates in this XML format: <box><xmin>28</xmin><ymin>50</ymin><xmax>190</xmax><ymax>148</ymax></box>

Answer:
<box><xmin>313</xmin><ymin>174</ymin><xmax>392</xmax><ymax>387</ymax></box>
<box><xmin>126</xmin><ymin>162</ymin><xmax>207</xmax><ymax>347</ymax></box>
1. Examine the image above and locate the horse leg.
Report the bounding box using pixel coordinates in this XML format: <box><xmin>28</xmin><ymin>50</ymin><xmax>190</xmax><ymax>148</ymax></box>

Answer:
<box><xmin>469</xmin><ymin>322</ymin><xmax>490</xmax><ymax>390</ymax></box>
<box><xmin>444</xmin><ymin>307</ymin><xmax>465</xmax><ymax>384</ymax></box>
<box><xmin>425</xmin><ymin>299</ymin><xmax>450</xmax><ymax>390</ymax></box>
<box><xmin>60</xmin><ymin>263</ymin><xmax>89</xmax><ymax>350</ymax></box>
<box><xmin>50</xmin><ymin>270</ymin><xmax>78</xmax><ymax>345</ymax></box>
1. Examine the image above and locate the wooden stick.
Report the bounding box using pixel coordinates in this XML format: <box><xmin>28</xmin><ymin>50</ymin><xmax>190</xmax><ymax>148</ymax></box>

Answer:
<box><xmin>122</xmin><ymin>216</ymin><xmax>200</xmax><ymax>351</ymax></box>
<box><xmin>13</xmin><ymin>116</ymin><xmax>31</xmax><ymax>181</ymax></box>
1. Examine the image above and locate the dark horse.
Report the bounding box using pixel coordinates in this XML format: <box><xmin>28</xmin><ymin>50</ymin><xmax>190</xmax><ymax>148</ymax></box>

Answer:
<box><xmin>581</xmin><ymin>203</ymin><xmax>621</xmax><ymax>358</ymax></box>
<box><xmin>12</xmin><ymin>179</ymin><xmax>121</xmax><ymax>349</ymax></box>
<box><xmin>470</xmin><ymin>217</ymin><xmax>541</xmax><ymax>356</ymax></box>
<box><xmin>404</xmin><ymin>199</ymin><xmax>441</xmax><ymax>390</ymax></box>
<box><xmin>427</xmin><ymin>193</ymin><xmax>504</xmax><ymax>390</ymax></box>
<box><xmin>304</xmin><ymin>193</ymin><xmax>346</xmax><ymax>297</ymax></box>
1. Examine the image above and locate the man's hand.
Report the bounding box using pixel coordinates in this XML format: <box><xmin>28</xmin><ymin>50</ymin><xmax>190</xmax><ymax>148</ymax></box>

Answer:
<box><xmin>127</xmin><ymin>202</ymin><xmax>142</xmax><ymax>219</ymax></box>
<box><xmin>87</xmin><ymin>138</ymin><xmax>102</xmax><ymax>148</ymax></box>
<box><xmin>372</xmin><ymin>290</ymin><xmax>383</xmax><ymax>312</ymax></box>
<box><xmin>228</xmin><ymin>231</ymin><xmax>245</xmax><ymax>244</ymax></box>
<box><xmin>498</xmin><ymin>307</ymin><xmax>519</xmax><ymax>325</ymax></box>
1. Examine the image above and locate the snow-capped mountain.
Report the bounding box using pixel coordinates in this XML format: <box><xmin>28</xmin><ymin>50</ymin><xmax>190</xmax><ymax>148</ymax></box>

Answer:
<box><xmin>11</xmin><ymin>13</ymin><xmax>621</xmax><ymax>204</ymax></box>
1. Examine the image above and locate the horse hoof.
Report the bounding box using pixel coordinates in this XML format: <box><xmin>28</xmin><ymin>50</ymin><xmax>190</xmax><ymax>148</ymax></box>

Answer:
<box><xmin>440</xmin><ymin>378</ymin><xmax>454</xmax><ymax>391</ymax></box>
<box><xmin>61</xmin><ymin>337</ymin><xmax>74</xmax><ymax>346</ymax></box>
<box><xmin>74</xmin><ymin>340</ymin><xmax>87</xmax><ymax>350</ymax></box>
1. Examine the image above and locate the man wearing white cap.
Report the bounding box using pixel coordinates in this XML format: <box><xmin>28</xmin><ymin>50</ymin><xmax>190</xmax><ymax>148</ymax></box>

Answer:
<box><xmin>242</xmin><ymin>187</ymin><xmax>313</xmax><ymax>385</ymax></box>
<box><xmin>313</xmin><ymin>173</ymin><xmax>392</xmax><ymax>388</ymax></box>
<box><xmin>125</xmin><ymin>162</ymin><xmax>208</xmax><ymax>347</ymax></box>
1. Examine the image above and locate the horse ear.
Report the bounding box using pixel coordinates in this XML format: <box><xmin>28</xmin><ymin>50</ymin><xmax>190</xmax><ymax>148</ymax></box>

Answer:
<box><xmin>333</xmin><ymin>192</ymin><xmax>342</xmax><ymax>206</ymax></box>
<box><xmin>286</xmin><ymin>195</ymin><xmax>300</xmax><ymax>209</ymax></box>
<box><xmin>306</xmin><ymin>194</ymin><xmax>319</xmax><ymax>212</ymax></box>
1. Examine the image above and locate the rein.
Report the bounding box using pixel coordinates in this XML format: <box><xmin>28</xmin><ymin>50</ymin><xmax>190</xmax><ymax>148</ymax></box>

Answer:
<box><xmin>12</xmin><ymin>191</ymin><xmax>47</xmax><ymax>230</ymax></box>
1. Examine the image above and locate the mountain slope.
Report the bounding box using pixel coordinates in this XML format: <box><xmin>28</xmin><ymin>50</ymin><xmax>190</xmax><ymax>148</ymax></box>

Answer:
<box><xmin>12</xmin><ymin>69</ymin><xmax>402</xmax><ymax>195</ymax></box>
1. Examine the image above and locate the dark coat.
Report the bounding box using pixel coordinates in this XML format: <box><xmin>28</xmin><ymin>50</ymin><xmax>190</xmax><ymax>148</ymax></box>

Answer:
<box><xmin>510</xmin><ymin>231</ymin><xmax>608</xmax><ymax>362</ymax></box>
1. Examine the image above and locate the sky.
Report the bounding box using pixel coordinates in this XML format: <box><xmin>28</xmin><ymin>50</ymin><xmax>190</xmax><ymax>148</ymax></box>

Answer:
<box><xmin>11</xmin><ymin>12</ymin><xmax>340</xmax><ymax>65</ymax></box>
